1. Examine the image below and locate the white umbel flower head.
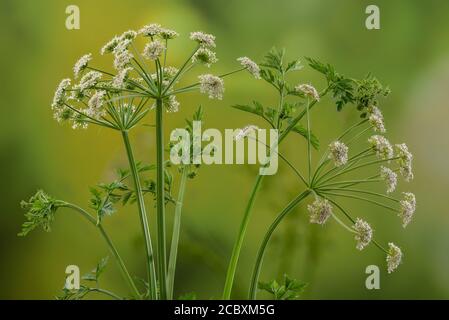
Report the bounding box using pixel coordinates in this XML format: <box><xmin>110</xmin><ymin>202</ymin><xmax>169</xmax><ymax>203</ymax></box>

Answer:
<box><xmin>234</xmin><ymin>125</ymin><xmax>260</xmax><ymax>141</ymax></box>
<box><xmin>74</xmin><ymin>71</ymin><xmax>102</xmax><ymax>94</ymax></box>
<box><xmin>380</xmin><ymin>166</ymin><xmax>397</xmax><ymax>194</ymax></box>
<box><xmin>198</xmin><ymin>74</ymin><xmax>224</xmax><ymax>100</ymax></box>
<box><xmin>395</xmin><ymin>143</ymin><xmax>414</xmax><ymax>182</ymax></box>
<box><xmin>87</xmin><ymin>91</ymin><xmax>107</xmax><ymax>119</ymax></box>
<box><xmin>190</xmin><ymin>31</ymin><xmax>216</xmax><ymax>48</ymax></box>
<box><xmin>143</xmin><ymin>40</ymin><xmax>166</xmax><ymax>60</ymax></box>
<box><xmin>399</xmin><ymin>192</ymin><xmax>416</xmax><ymax>228</ymax></box>
<box><xmin>295</xmin><ymin>84</ymin><xmax>320</xmax><ymax>101</ymax></box>
<box><xmin>368</xmin><ymin>106</ymin><xmax>386</xmax><ymax>133</ymax></box>
<box><xmin>73</xmin><ymin>53</ymin><xmax>92</xmax><ymax>78</ymax></box>
<box><xmin>112</xmin><ymin>67</ymin><xmax>133</xmax><ymax>89</ymax></box>
<box><xmin>307</xmin><ymin>198</ymin><xmax>333</xmax><ymax>225</ymax></box>
<box><xmin>237</xmin><ymin>57</ymin><xmax>261</xmax><ymax>79</ymax></box>
<box><xmin>386</xmin><ymin>242</ymin><xmax>402</xmax><ymax>273</ymax></box>
<box><xmin>192</xmin><ymin>47</ymin><xmax>218</xmax><ymax>67</ymax></box>
<box><xmin>328</xmin><ymin>141</ymin><xmax>348</xmax><ymax>167</ymax></box>
<box><xmin>354</xmin><ymin>218</ymin><xmax>373</xmax><ymax>250</ymax></box>
<box><xmin>139</xmin><ymin>23</ymin><xmax>162</xmax><ymax>37</ymax></box>
<box><xmin>120</xmin><ymin>30</ymin><xmax>137</xmax><ymax>41</ymax></box>
<box><xmin>101</xmin><ymin>36</ymin><xmax>121</xmax><ymax>55</ymax></box>
<box><xmin>160</xmin><ymin>28</ymin><xmax>179</xmax><ymax>39</ymax></box>
<box><xmin>368</xmin><ymin>135</ymin><xmax>393</xmax><ymax>160</ymax></box>
<box><xmin>52</xmin><ymin>79</ymin><xmax>71</xmax><ymax>108</ymax></box>
<box><xmin>114</xmin><ymin>50</ymin><xmax>133</xmax><ymax>70</ymax></box>
<box><xmin>163</xmin><ymin>66</ymin><xmax>179</xmax><ymax>79</ymax></box>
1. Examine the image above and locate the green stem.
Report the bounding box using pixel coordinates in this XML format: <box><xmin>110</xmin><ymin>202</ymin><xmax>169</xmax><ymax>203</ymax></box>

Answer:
<box><xmin>319</xmin><ymin>191</ymin><xmax>398</xmax><ymax>212</ymax></box>
<box><xmin>88</xmin><ymin>288</ymin><xmax>123</xmax><ymax>300</ymax></box>
<box><xmin>167</xmin><ymin>168</ymin><xmax>188</xmax><ymax>299</ymax></box>
<box><xmin>63</xmin><ymin>203</ymin><xmax>141</xmax><ymax>299</ymax></box>
<box><xmin>319</xmin><ymin>187</ymin><xmax>399</xmax><ymax>202</ymax></box>
<box><xmin>248</xmin><ymin>190</ymin><xmax>311</xmax><ymax>299</ymax></box>
<box><xmin>306</xmin><ymin>99</ymin><xmax>312</xmax><ymax>182</ymax></box>
<box><xmin>222</xmin><ymin>88</ymin><xmax>329</xmax><ymax>299</ymax></box>
<box><xmin>155</xmin><ymin>98</ymin><xmax>168</xmax><ymax>299</ymax></box>
<box><xmin>222</xmin><ymin>174</ymin><xmax>264</xmax><ymax>299</ymax></box>
<box><xmin>121</xmin><ymin>131</ymin><xmax>157</xmax><ymax>299</ymax></box>
<box><xmin>318</xmin><ymin>157</ymin><xmax>399</xmax><ymax>186</ymax></box>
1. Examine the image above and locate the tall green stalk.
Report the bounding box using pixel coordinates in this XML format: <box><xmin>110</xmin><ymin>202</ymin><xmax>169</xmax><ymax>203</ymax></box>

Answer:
<box><xmin>167</xmin><ymin>168</ymin><xmax>188</xmax><ymax>299</ymax></box>
<box><xmin>63</xmin><ymin>203</ymin><xmax>141</xmax><ymax>299</ymax></box>
<box><xmin>222</xmin><ymin>174</ymin><xmax>264</xmax><ymax>299</ymax></box>
<box><xmin>121</xmin><ymin>131</ymin><xmax>157</xmax><ymax>299</ymax></box>
<box><xmin>248</xmin><ymin>190</ymin><xmax>311</xmax><ymax>299</ymax></box>
<box><xmin>155</xmin><ymin>98</ymin><xmax>168</xmax><ymax>299</ymax></box>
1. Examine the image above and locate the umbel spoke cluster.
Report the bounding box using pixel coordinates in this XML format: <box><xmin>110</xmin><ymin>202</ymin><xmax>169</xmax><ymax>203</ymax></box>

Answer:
<box><xmin>20</xmin><ymin>23</ymin><xmax>258</xmax><ymax>300</ymax></box>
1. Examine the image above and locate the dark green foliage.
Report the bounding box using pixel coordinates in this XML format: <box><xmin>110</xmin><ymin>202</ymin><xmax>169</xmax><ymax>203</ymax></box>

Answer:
<box><xmin>306</xmin><ymin>57</ymin><xmax>390</xmax><ymax>113</ymax></box>
<box><xmin>258</xmin><ymin>274</ymin><xmax>307</xmax><ymax>300</ymax></box>
<box><xmin>19</xmin><ymin>190</ymin><xmax>65</xmax><ymax>236</ymax></box>
<box><xmin>57</xmin><ymin>285</ymin><xmax>91</xmax><ymax>300</ymax></box>
<box><xmin>231</xmin><ymin>48</ymin><xmax>322</xmax><ymax>150</ymax></box>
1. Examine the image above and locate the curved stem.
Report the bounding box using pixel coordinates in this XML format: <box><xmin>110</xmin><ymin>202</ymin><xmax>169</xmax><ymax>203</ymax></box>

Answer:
<box><xmin>278</xmin><ymin>87</ymin><xmax>329</xmax><ymax>143</ymax></box>
<box><xmin>222</xmin><ymin>174</ymin><xmax>264</xmax><ymax>299</ymax></box>
<box><xmin>314</xmin><ymin>149</ymin><xmax>372</xmax><ymax>185</ymax></box>
<box><xmin>62</xmin><ymin>203</ymin><xmax>141</xmax><ymax>299</ymax></box>
<box><xmin>246</xmin><ymin>135</ymin><xmax>307</xmax><ymax>186</ymax></box>
<box><xmin>155</xmin><ymin>98</ymin><xmax>168</xmax><ymax>299</ymax></box>
<box><xmin>167</xmin><ymin>168</ymin><xmax>188</xmax><ymax>299</ymax></box>
<box><xmin>88</xmin><ymin>288</ymin><xmax>122</xmax><ymax>300</ymax></box>
<box><xmin>248</xmin><ymin>190</ymin><xmax>311</xmax><ymax>299</ymax></box>
<box><xmin>121</xmin><ymin>131</ymin><xmax>157</xmax><ymax>299</ymax></box>
<box><xmin>305</xmin><ymin>99</ymin><xmax>312</xmax><ymax>182</ymax></box>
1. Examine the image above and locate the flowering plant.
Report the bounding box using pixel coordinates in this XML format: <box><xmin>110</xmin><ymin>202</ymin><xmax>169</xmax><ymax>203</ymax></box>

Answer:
<box><xmin>20</xmin><ymin>25</ymin><xmax>415</xmax><ymax>300</ymax></box>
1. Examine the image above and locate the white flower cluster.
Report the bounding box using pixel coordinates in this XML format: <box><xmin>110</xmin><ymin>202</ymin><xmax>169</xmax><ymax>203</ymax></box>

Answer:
<box><xmin>386</xmin><ymin>242</ymin><xmax>402</xmax><ymax>273</ymax></box>
<box><xmin>354</xmin><ymin>218</ymin><xmax>373</xmax><ymax>250</ymax></box>
<box><xmin>87</xmin><ymin>90</ymin><xmax>106</xmax><ymax>119</ymax></box>
<box><xmin>395</xmin><ymin>143</ymin><xmax>414</xmax><ymax>181</ymax></box>
<box><xmin>190</xmin><ymin>31</ymin><xmax>216</xmax><ymax>48</ymax></box>
<box><xmin>112</xmin><ymin>67</ymin><xmax>133</xmax><ymax>89</ymax></box>
<box><xmin>139</xmin><ymin>24</ymin><xmax>179</xmax><ymax>39</ymax></box>
<box><xmin>72</xmin><ymin>71</ymin><xmax>102</xmax><ymax>96</ymax></box>
<box><xmin>192</xmin><ymin>47</ymin><xmax>218</xmax><ymax>67</ymax></box>
<box><xmin>237</xmin><ymin>57</ymin><xmax>261</xmax><ymax>79</ymax></box>
<box><xmin>73</xmin><ymin>54</ymin><xmax>92</xmax><ymax>78</ymax></box>
<box><xmin>368</xmin><ymin>106</ymin><xmax>386</xmax><ymax>133</ymax></box>
<box><xmin>295</xmin><ymin>84</ymin><xmax>320</xmax><ymax>101</ymax></box>
<box><xmin>380</xmin><ymin>166</ymin><xmax>397</xmax><ymax>194</ymax></box>
<box><xmin>143</xmin><ymin>39</ymin><xmax>166</xmax><ymax>61</ymax></box>
<box><xmin>199</xmin><ymin>74</ymin><xmax>224</xmax><ymax>100</ymax></box>
<box><xmin>52</xmin><ymin>79</ymin><xmax>71</xmax><ymax>108</ymax></box>
<box><xmin>399</xmin><ymin>192</ymin><xmax>416</xmax><ymax>228</ymax></box>
<box><xmin>328</xmin><ymin>141</ymin><xmax>348</xmax><ymax>167</ymax></box>
<box><xmin>368</xmin><ymin>135</ymin><xmax>393</xmax><ymax>160</ymax></box>
<box><xmin>307</xmin><ymin>198</ymin><xmax>333</xmax><ymax>225</ymax></box>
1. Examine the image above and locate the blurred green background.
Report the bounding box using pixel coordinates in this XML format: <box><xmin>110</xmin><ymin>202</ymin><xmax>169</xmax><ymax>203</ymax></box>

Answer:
<box><xmin>1</xmin><ymin>0</ymin><xmax>448</xmax><ymax>299</ymax></box>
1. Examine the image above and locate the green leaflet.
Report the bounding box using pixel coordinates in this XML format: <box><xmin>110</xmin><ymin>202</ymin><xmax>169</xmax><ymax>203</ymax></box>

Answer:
<box><xmin>258</xmin><ymin>274</ymin><xmax>307</xmax><ymax>300</ymax></box>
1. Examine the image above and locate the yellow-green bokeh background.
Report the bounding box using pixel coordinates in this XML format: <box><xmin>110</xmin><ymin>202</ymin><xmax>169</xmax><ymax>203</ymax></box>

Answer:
<box><xmin>1</xmin><ymin>0</ymin><xmax>448</xmax><ymax>299</ymax></box>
